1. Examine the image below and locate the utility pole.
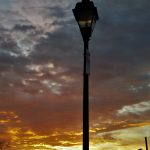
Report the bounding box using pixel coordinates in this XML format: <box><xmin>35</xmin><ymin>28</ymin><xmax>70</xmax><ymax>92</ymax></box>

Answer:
<box><xmin>145</xmin><ymin>137</ymin><xmax>148</xmax><ymax>150</ymax></box>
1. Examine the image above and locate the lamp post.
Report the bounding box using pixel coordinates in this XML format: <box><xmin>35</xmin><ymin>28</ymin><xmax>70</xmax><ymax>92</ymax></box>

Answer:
<box><xmin>73</xmin><ymin>1</ymin><xmax>99</xmax><ymax>150</ymax></box>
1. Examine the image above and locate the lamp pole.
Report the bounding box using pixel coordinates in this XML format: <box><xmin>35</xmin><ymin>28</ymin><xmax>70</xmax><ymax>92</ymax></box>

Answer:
<box><xmin>83</xmin><ymin>37</ymin><xmax>90</xmax><ymax>150</ymax></box>
<box><xmin>73</xmin><ymin>1</ymin><xmax>99</xmax><ymax>150</ymax></box>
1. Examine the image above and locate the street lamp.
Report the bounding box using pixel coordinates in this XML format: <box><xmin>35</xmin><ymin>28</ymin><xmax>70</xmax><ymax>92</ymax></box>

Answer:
<box><xmin>73</xmin><ymin>1</ymin><xmax>99</xmax><ymax>150</ymax></box>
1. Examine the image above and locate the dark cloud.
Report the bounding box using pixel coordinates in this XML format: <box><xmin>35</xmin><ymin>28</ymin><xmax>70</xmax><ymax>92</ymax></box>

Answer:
<box><xmin>13</xmin><ymin>24</ymin><xmax>36</xmax><ymax>32</ymax></box>
<box><xmin>31</xmin><ymin>26</ymin><xmax>82</xmax><ymax>69</ymax></box>
<box><xmin>93</xmin><ymin>0</ymin><xmax>150</xmax><ymax>66</ymax></box>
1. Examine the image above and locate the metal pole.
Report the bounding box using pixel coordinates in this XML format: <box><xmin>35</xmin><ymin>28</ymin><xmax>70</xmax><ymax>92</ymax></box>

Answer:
<box><xmin>145</xmin><ymin>137</ymin><xmax>148</xmax><ymax>150</ymax></box>
<box><xmin>83</xmin><ymin>39</ymin><xmax>90</xmax><ymax>150</ymax></box>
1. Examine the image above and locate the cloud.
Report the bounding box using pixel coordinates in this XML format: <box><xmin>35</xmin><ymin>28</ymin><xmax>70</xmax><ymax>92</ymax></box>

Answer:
<box><xmin>42</xmin><ymin>79</ymin><xmax>62</xmax><ymax>95</ymax></box>
<box><xmin>117</xmin><ymin>101</ymin><xmax>150</xmax><ymax>115</ymax></box>
<box><xmin>13</xmin><ymin>24</ymin><xmax>35</xmax><ymax>32</ymax></box>
<box><xmin>10</xmin><ymin>0</ymin><xmax>74</xmax><ymax>33</ymax></box>
<box><xmin>92</xmin><ymin>0</ymin><xmax>150</xmax><ymax>78</ymax></box>
<box><xmin>94</xmin><ymin>125</ymin><xmax>150</xmax><ymax>150</ymax></box>
<box><xmin>110</xmin><ymin>126</ymin><xmax>150</xmax><ymax>144</ymax></box>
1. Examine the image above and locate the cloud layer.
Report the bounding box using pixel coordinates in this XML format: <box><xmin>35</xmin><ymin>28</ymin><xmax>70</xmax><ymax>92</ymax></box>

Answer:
<box><xmin>0</xmin><ymin>0</ymin><xmax>150</xmax><ymax>149</ymax></box>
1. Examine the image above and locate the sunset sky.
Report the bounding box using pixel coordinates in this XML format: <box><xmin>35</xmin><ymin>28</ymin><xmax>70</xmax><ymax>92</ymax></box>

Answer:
<box><xmin>0</xmin><ymin>0</ymin><xmax>150</xmax><ymax>149</ymax></box>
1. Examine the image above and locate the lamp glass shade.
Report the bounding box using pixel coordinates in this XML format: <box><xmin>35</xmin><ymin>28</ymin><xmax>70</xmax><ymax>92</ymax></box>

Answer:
<box><xmin>78</xmin><ymin>10</ymin><xmax>95</xmax><ymax>28</ymax></box>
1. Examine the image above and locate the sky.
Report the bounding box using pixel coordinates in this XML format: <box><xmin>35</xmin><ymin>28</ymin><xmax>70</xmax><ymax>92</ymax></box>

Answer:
<box><xmin>0</xmin><ymin>0</ymin><xmax>150</xmax><ymax>149</ymax></box>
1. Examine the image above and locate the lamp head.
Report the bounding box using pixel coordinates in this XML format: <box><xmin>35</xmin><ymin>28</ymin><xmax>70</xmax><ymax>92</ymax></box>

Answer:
<box><xmin>73</xmin><ymin>1</ymin><xmax>99</xmax><ymax>41</ymax></box>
